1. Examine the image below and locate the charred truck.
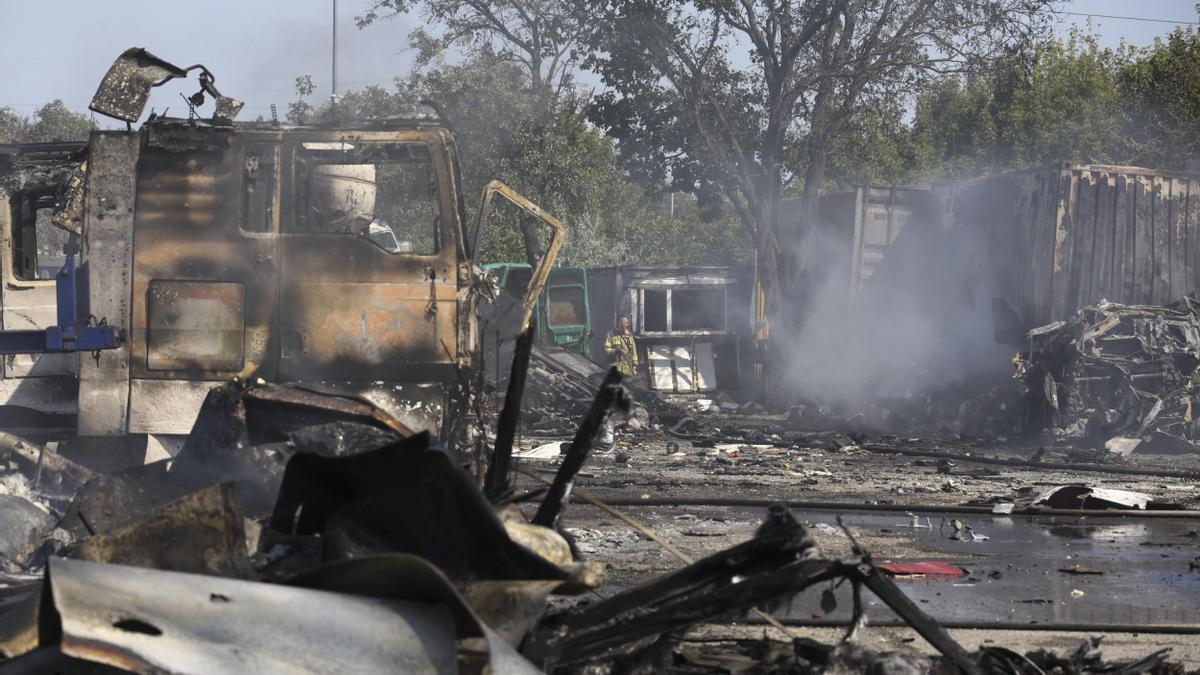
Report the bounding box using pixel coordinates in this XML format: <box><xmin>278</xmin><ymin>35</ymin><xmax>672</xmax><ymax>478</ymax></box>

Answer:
<box><xmin>0</xmin><ymin>49</ymin><xmax>564</xmax><ymax>463</ymax></box>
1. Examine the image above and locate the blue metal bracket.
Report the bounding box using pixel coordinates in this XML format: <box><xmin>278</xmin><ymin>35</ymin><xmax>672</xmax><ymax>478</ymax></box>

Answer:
<box><xmin>0</xmin><ymin>252</ymin><xmax>122</xmax><ymax>355</ymax></box>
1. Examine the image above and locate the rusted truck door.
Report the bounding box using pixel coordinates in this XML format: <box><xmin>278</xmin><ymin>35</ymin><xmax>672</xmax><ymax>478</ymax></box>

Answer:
<box><xmin>127</xmin><ymin>131</ymin><xmax>281</xmax><ymax>433</ymax></box>
<box><xmin>277</xmin><ymin>134</ymin><xmax>459</xmax><ymax>398</ymax></box>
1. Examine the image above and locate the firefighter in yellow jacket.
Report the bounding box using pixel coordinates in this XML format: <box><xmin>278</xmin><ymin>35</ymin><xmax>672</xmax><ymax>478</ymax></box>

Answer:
<box><xmin>600</xmin><ymin>314</ymin><xmax>637</xmax><ymax>449</ymax></box>
<box><xmin>603</xmin><ymin>314</ymin><xmax>639</xmax><ymax>377</ymax></box>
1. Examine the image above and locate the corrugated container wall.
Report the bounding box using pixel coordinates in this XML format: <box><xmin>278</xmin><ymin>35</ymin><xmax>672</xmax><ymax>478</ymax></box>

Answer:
<box><xmin>933</xmin><ymin>162</ymin><xmax>1200</xmax><ymax>327</ymax></box>
<box><xmin>812</xmin><ymin>187</ymin><xmax>932</xmax><ymax>302</ymax></box>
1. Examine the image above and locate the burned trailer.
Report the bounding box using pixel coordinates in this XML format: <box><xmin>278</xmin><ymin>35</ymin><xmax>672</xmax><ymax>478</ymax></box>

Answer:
<box><xmin>586</xmin><ymin>266</ymin><xmax>753</xmax><ymax>396</ymax></box>
<box><xmin>808</xmin><ymin>163</ymin><xmax>1200</xmax><ymax>413</ymax></box>
<box><xmin>929</xmin><ymin>162</ymin><xmax>1200</xmax><ymax>330</ymax></box>
<box><xmin>0</xmin><ymin>48</ymin><xmax>566</xmax><ymax>464</ymax></box>
<box><xmin>798</xmin><ymin>186</ymin><xmax>934</xmax><ymax>308</ymax></box>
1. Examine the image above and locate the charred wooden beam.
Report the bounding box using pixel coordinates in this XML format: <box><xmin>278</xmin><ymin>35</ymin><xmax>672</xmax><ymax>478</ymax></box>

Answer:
<box><xmin>529</xmin><ymin>506</ymin><xmax>827</xmax><ymax>666</ymax></box>
<box><xmin>485</xmin><ymin>327</ymin><xmax>534</xmax><ymax>501</ymax></box>
<box><xmin>531</xmin><ymin>368</ymin><xmax>628</xmax><ymax>529</ymax></box>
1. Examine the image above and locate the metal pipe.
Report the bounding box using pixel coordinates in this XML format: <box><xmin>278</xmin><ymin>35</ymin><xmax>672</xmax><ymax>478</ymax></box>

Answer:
<box><xmin>532</xmin><ymin>368</ymin><xmax>624</xmax><ymax>529</ymax></box>
<box><xmin>485</xmin><ymin>327</ymin><xmax>533</xmax><ymax>500</ymax></box>
<box><xmin>740</xmin><ymin>617</ymin><xmax>1200</xmax><ymax>634</ymax></box>
<box><xmin>571</xmin><ymin>497</ymin><xmax>1200</xmax><ymax>519</ymax></box>
<box><xmin>857</xmin><ymin>444</ymin><xmax>1200</xmax><ymax>480</ymax></box>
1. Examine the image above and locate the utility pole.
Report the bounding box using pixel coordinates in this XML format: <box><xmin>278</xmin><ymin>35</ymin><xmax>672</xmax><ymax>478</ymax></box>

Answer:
<box><xmin>331</xmin><ymin>0</ymin><xmax>339</xmax><ymax>100</ymax></box>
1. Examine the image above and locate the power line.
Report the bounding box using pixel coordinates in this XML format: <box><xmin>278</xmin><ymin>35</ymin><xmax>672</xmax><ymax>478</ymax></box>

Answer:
<box><xmin>1061</xmin><ymin>11</ymin><xmax>1200</xmax><ymax>26</ymax></box>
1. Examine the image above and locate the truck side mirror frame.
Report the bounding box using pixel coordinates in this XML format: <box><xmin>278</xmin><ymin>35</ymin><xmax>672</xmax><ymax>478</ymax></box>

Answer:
<box><xmin>470</xmin><ymin>180</ymin><xmax>567</xmax><ymax>333</ymax></box>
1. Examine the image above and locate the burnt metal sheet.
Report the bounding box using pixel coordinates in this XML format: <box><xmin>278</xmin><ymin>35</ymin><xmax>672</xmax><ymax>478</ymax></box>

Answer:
<box><xmin>169</xmin><ymin>380</ymin><xmax>414</xmax><ymax>513</ymax></box>
<box><xmin>210</xmin><ymin>95</ymin><xmax>245</xmax><ymax>126</ymax></box>
<box><xmin>270</xmin><ymin>431</ymin><xmax>589</xmax><ymax>585</ymax></box>
<box><xmin>59</xmin><ymin>460</ymin><xmax>181</xmax><ymax>541</ymax></box>
<box><xmin>146</xmin><ymin>281</ymin><xmax>245</xmax><ymax>371</ymax></box>
<box><xmin>346</xmin><ymin>382</ymin><xmax>445</xmax><ymax>435</ymax></box>
<box><xmin>1029</xmin><ymin>485</ymin><xmax>1153</xmax><ymax>510</ymax></box>
<box><xmin>64</xmin><ymin>381</ymin><xmax>419</xmax><ymax>538</ymax></box>
<box><xmin>50</xmin><ymin>161</ymin><xmax>86</xmax><ymax>236</ymax></box>
<box><xmin>0</xmin><ymin>646</ymin><xmax>127</xmax><ymax>673</ymax></box>
<box><xmin>71</xmin><ymin>482</ymin><xmax>255</xmax><ymax>579</ymax></box>
<box><xmin>236</xmin><ymin>380</ymin><xmax>416</xmax><ymax>439</ymax></box>
<box><xmin>0</xmin><ymin>142</ymin><xmax>87</xmax><ymax>195</ymax></box>
<box><xmin>89</xmin><ymin>48</ymin><xmax>188</xmax><ymax>123</ymax></box>
<box><xmin>44</xmin><ymin>557</ymin><xmax>459</xmax><ymax>673</ymax></box>
<box><xmin>277</xmin><ymin>129</ymin><xmax>464</xmax><ymax>385</ymax></box>
<box><xmin>0</xmin><ymin>431</ymin><xmax>92</xmax><ymax>511</ymax></box>
<box><xmin>126</xmin><ymin>379</ymin><xmax>220</xmax><ymax>435</ymax></box>
<box><xmin>286</xmin><ymin>555</ymin><xmax>540</xmax><ymax>673</ymax></box>
<box><xmin>277</xmin><ymin>276</ymin><xmax>458</xmax><ymax>378</ymax></box>
<box><xmin>129</xmin><ymin>127</ymin><xmax>275</xmax><ymax>384</ymax></box>
<box><xmin>0</xmin><ymin>587</ymin><xmax>42</xmax><ymax>663</ymax></box>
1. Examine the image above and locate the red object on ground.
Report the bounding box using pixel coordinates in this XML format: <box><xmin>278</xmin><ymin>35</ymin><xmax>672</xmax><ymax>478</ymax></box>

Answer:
<box><xmin>878</xmin><ymin>562</ymin><xmax>966</xmax><ymax>577</ymax></box>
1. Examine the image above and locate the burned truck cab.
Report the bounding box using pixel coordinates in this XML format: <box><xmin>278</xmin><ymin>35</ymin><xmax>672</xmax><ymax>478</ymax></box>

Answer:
<box><xmin>84</xmin><ymin>118</ymin><xmax>476</xmax><ymax>444</ymax></box>
<box><xmin>0</xmin><ymin>49</ymin><xmax>565</xmax><ymax>462</ymax></box>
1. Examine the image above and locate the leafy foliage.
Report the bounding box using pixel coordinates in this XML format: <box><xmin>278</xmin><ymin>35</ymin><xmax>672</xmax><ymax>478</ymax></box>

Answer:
<box><xmin>355</xmin><ymin>0</ymin><xmax>586</xmax><ymax>96</ymax></box>
<box><xmin>584</xmin><ymin>0</ymin><xmax>1053</xmax><ymax>321</ymax></box>
<box><xmin>834</xmin><ymin>27</ymin><xmax>1200</xmax><ymax>184</ymax></box>
<box><xmin>1119</xmin><ymin>28</ymin><xmax>1200</xmax><ymax>172</ymax></box>
<box><xmin>0</xmin><ymin>100</ymin><xmax>94</xmax><ymax>144</ymax></box>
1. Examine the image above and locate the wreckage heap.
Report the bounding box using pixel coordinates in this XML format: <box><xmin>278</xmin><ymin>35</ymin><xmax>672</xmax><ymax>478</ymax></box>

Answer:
<box><xmin>0</xmin><ymin>373</ymin><xmax>1179</xmax><ymax>672</ymax></box>
<box><xmin>1021</xmin><ymin>296</ymin><xmax>1200</xmax><ymax>453</ymax></box>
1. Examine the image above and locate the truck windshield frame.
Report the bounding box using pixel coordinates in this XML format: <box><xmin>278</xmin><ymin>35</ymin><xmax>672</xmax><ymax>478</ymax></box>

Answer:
<box><xmin>290</xmin><ymin>140</ymin><xmax>444</xmax><ymax>256</ymax></box>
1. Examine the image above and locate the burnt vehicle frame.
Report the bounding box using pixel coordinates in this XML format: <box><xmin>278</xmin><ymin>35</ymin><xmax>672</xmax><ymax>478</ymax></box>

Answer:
<box><xmin>0</xmin><ymin>49</ymin><xmax>565</xmax><ymax>462</ymax></box>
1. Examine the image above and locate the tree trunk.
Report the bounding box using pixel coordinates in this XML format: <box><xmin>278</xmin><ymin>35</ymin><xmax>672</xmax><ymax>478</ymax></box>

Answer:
<box><xmin>518</xmin><ymin>214</ymin><xmax>545</xmax><ymax>269</ymax></box>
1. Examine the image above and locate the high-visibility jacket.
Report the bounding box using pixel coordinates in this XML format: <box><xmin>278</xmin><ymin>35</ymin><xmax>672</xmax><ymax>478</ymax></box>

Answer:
<box><xmin>603</xmin><ymin>330</ymin><xmax>638</xmax><ymax>376</ymax></box>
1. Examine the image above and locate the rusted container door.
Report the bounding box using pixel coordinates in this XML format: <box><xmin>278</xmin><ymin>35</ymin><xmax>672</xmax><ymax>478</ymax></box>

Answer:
<box><xmin>851</xmin><ymin>187</ymin><xmax>930</xmax><ymax>296</ymax></box>
<box><xmin>130</xmin><ymin>133</ymin><xmax>280</xmax><ymax>382</ymax></box>
<box><xmin>277</xmin><ymin>135</ymin><xmax>458</xmax><ymax>383</ymax></box>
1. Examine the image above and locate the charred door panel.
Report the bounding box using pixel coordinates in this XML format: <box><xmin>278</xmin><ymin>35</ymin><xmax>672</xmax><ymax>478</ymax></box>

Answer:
<box><xmin>147</xmin><ymin>280</ymin><xmax>246</xmax><ymax>371</ymax></box>
<box><xmin>278</xmin><ymin>133</ymin><xmax>459</xmax><ymax>383</ymax></box>
<box><xmin>276</xmin><ymin>258</ymin><xmax>457</xmax><ymax>380</ymax></box>
<box><xmin>129</xmin><ymin>131</ymin><xmax>279</xmax><ymax>382</ymax></box>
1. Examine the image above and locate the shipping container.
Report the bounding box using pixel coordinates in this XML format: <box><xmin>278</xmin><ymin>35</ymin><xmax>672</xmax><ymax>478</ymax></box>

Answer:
<box><xmin>930</xmin><ymin>162</ymin><xmax>1200</xmax><ymax>328</ymax></box>
<box><xmin>810</xmin><ymin>187</ymin><xmax>935</xmax><ymax>302</ymax></box>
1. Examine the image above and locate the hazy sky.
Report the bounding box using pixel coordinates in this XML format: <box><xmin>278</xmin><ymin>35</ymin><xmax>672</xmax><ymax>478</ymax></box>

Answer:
<box><xmin>1</xmin><ymin>0</ymin><xmax>1197</xmax><ymax>124</ymax></box>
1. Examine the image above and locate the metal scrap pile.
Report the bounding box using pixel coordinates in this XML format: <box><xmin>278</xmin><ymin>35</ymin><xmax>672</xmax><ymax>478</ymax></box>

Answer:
<box><xmin>516</xmin><ymin>345</ymin><xmax>681</xmax><ymax>437</ymax></box>
<box><xmin>0</xmin><ymin>375</ymin><xmax>1179</xmax><ymax>672</ymax></box>
<box><xmin>1018</xmin><ymin>298</ymin><xmax>1200</xmax><ymax>453</ymax></box>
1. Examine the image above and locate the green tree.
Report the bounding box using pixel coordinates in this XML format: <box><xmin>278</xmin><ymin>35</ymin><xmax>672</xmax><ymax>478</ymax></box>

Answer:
<box><xmin>0</xmin><ymin>107</ymin><xmax>25</xmax><ymax>144</ymax></box>
<box><xmin>584</xmin><ymin>0</ymin><xmax>1052</xmax><ymax>333</ymax></box>
<box><xmin>853</xmin><ymin>28</ymin><xmax>1200</xmax><ymax>182</ymax></box>
<box><xmin>356</xmin><ymin>0</ymin><xmax>585</xmax><ymax>97</ymax></box>
<box><xmin>1119</xmin><ymin>28</ymin><xmax>1200</xmax><ymax>172</ymax></box>
<box><xmin>0</xmin><ymin>101</ymin><xmax>93</xmax><ymax>144</ymax></box>
<box><xmin>831</xmin><ymin>28</ymin><xmax>1132</xmax><ymax>184</ymax></box>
